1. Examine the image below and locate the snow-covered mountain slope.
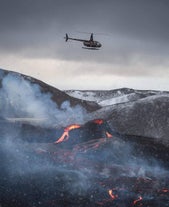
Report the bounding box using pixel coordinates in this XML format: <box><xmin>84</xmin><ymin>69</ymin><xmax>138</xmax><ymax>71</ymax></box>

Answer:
<box><xmin>65</xmin><ymin>88</ymin><xmax>167</xmax><ymax>107</ymax></box>
<box><xmin>98</xmin><ymin>93</ymin><xmax>140</xmax><ymax>106</ymax></box>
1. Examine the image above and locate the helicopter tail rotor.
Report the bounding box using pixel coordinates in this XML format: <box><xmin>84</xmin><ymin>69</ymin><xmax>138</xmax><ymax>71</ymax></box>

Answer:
<box><xmin>65</xmin><ymin>33</ymin><xmax>69</xmax><ymax>42</ymax></box>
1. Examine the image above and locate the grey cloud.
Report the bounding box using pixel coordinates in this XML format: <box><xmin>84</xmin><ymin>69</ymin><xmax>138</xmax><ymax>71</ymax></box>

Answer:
<box><xmin>1</xmin><ymin>0</ymin><xmax>169</xmax><ymax>39</ymax></box>
<box><xmin>0</xmin><ymin>0</ymin><xmax>169</xmax><ymax>77</ymax></box>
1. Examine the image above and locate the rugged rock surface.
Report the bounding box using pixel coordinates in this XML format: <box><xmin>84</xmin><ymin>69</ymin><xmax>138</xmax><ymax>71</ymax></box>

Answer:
<box><xmin>1</xmin><ymin>68</ymin><xmax>169</xmax><ymax>207</ymax></box>
<box><xmin>89</xmin><ymin>95</ymin><xmax>169</xmax><ymax>145</ymax></box>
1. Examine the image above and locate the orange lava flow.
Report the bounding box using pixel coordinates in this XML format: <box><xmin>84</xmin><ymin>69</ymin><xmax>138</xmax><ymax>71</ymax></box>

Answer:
<box><xmin>108</xmin><ymin>189</ymin><xmax>118</xmax><ymax>200</ymax></box>
<box><xmin>54</xmin><ymin>131</ymin><xmax>69</xmax><ymax>144</ymax></box>
<box><xmin>65</xmin><ymin>124</ymin><xmax>81</xmax><ymax>132</ymax></box>
<box><xmin>54</xmin><ymin>124</ymin><xmax>81</xmax><ymax>144</ymax></box>
<box><xmin>106</xmin><ymin>131</ymin><xmax>113</xmax><ymax>138</ymax></box>
<box><xmin>133</xmin><ymin>196</ymin><xmax>143</xmax><ymax>205</ymax></box>
<box><xmin>93</xmin><ymin>119</ymin><xmax>103</xmax><ymax>125</ymax></box>
<box><xmin>161</xmin><ymin>189</ymin><xmax>169</xmax><ymax>193</ymax></box>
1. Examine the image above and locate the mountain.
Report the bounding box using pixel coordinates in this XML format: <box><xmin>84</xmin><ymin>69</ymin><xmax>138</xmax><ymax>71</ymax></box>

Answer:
<box><xmin>65</xmin><ymin>88</ymin><xmax>168</xmax><ymax>106</ymax></box>
<box><xmin>1</xmin><ymin>68</ymin><xmax>169</xmax><ymax>144</ymax></box>
<box><xmin>66</xmin><ymin>89</ymin><xmax>169</xmax><ymax>146</ymax></box>
<box><xmin>0</xmin><ymin>68</ymin><xmax>101</xmax><ymax>128</ymax></box>
<box><xmin>0</xmin><ymin>68</ymin><xmax>100</xmax><ymax>113</ymax></box>
<box><xmin>1</xmin><ymin>68</ymin><xmax>169</xmax><ymax>207</ymax></box>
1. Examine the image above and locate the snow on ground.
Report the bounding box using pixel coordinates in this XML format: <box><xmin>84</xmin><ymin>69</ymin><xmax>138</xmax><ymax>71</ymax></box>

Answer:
<box><xmin>65</xmin><ymin>89</ymin><xmax>165</xmax><ymax>107</ymax></box>
<box><xmin>98</xmin><ymin>93</ymin><xmax>133</xmax><ymax>106</ymax></box>
<box><xmin>65</xmin><ymin>89</ymin><xmax>132</xmax><ymax>105</ymax></box>
<box><xmin>65</xmin><ymin>90</ymin><xmax>98</xmax><ymax>102</ymax></box>
<box><xmin>86</xmin><ymin>93</ymin><xmax>169</xmax><ymax>124</ymax></box>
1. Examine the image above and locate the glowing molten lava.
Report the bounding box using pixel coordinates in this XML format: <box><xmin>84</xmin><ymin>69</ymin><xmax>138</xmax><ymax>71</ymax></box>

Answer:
<box><xmin>133</xmin><ymin>196</ymin><xmax>143</xmax><ymax>205</ymax></box>
<box><xmin>108</xmin><ymin>189</ymin><xmax>118</xmax><ymax>200</ymax></box>
<box><xmin>161</xmin><ymin>189</ymin><xmax>169</xmax><ymax>193</ymax></box>
<box><xmin>54</xmin><ymin>124</ymin><xmax>81</xmax><ymax>144</ymax></box>
<box><xmin>54</xmin><ymin>119</ymin><xmax>113</xmax><ymax>144</ymax></box>
<box><xmin>106</xmin><ymin>131</ymin><xmax>113</xmax><ymax>138</ymax></box>
<box><xmin>93</xmin><ymin>119</ymin><xmax>103</xmax><ymax>125</ymax></box>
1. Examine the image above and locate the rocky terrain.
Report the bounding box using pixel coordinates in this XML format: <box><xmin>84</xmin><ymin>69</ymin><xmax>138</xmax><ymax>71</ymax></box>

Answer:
<box><xmin>66</xmin><ymin>88</ymin><xmax>169</xmax><ymax>146</ymax></box>
<box><xmin>0</xmin><ymin>68</ymin><xmax>169</xmax><ymax>207</ymax></box>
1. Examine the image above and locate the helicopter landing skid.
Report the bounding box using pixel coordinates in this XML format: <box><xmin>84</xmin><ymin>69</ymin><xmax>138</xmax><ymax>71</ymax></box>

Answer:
<box><xmin>82</xmin><ymin>47</ymin><xmax>100</xmax><ymax>50</ymax></box>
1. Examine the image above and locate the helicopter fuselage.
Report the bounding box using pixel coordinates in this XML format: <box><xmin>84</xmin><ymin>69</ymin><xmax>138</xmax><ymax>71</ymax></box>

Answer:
<box><xmin>83</xmin><ymin>41</ymin><xmax>101</xmax><ymax>48</ymax></box>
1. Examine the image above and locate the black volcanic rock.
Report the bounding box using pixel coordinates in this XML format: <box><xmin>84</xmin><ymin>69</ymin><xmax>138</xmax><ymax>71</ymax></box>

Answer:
<box><xmin>90</xmin><ymin>94</ymin><xmax>169</xmax><ymax>145</ymax></box>
<box><xmin>1</xmin><ymin>68</ymin><xmax>169</xmax><ymax>207</ymax></box>
<box><xmin>1</xmin><ymin>130</ymin><xmax>169</xmax><ymax>207</ymax></box>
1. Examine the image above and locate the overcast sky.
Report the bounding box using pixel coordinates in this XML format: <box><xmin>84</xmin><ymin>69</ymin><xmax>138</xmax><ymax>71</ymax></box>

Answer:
<box><xmin>0</xmin><ymin>0</ymin><xmax>169</xmax><ymax>90</ymax></box>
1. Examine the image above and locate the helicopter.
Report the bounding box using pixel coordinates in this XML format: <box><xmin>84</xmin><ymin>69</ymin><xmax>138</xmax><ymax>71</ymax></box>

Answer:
<box><xmin>64</xmin><ymin>33</ymin><xmax>102</xmax><ymax>49</ymax></box>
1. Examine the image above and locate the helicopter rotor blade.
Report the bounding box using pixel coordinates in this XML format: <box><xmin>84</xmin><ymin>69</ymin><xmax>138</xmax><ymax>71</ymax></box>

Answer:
<box><xmin>76</xmin><ymin>31</ymin><xmax>111</xmax><ymax>36</ymax></box>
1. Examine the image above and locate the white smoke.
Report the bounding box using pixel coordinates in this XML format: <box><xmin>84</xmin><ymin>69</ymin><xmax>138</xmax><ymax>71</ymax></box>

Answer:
<box><xmin>0</xmin><ymin>72</ymin><xmax>91</xmax><ymax>197</ymax></box>
<box><xmin>0</xmin><ymin>73</ymin><xmax>87</xmax><ymax>128</ymax></box>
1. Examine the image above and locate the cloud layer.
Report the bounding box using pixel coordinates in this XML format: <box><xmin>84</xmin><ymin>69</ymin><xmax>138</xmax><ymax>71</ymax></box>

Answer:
<box><xmin>0</xmin><ymin>0</ymin><xmax>169</xmax><ymax>89</ymax></box>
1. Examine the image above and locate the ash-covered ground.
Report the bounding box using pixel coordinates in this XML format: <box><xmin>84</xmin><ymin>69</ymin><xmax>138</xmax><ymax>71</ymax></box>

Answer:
<box><xmin>0</xmin><ymin>68</ymin><xmax>169</xmax><ymax>207</ymax></box>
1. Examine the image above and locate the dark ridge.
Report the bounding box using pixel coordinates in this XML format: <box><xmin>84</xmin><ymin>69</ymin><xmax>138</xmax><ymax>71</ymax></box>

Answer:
<box><xmin>0</xmin><ymin>68</ymin><xmax>101</xmax><ymax>112</ymax></box>
<box><xmin>121</xmin><ymin>133</ymin><xmax>169</xmax><ymax>168</ymax></box>
<box><xmin>66</xmin><ymin>87</ymin><xmax>169</xmax><ymax>95</ymax></box>
<box><xmin>65</xmin><ymin>88</ymin><xmax>169</xmax><ymax>105</ymax></box>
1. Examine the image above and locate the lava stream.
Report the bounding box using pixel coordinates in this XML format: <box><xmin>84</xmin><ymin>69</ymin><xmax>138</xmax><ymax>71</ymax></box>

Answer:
<box><xmin>54</xmin><ymin>119</ymin><xmax>113</xmax><ymax>144</ymax></box>
<box><xmin>108</xmin><ymin>189</ymin><xmax>118</xmax><ymax>200</ymax></box>
<box><xmin>133</xmin><ymin>196</ymin><xmax>143</xmax><ymax>206</ymax></box>
<box><xmin>54</xmin><ymin>124</ymin><xmax>81</xmax><ymax>144</ymax></box>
